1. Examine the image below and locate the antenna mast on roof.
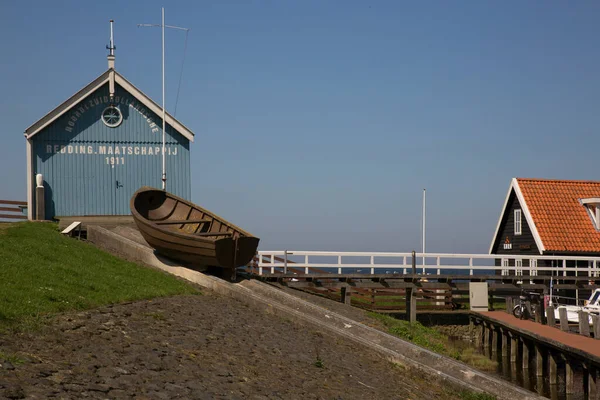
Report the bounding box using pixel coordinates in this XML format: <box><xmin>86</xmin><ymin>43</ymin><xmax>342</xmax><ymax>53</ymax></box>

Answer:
<box><xmin>107</xmin><ymin>20</ymin><xmax>115</xmax><ymax>56</ymax></box>
<box><xmin>138</xmin><ymin>9</ymin><xmax>189</xmax><ymax>191</ymax></box>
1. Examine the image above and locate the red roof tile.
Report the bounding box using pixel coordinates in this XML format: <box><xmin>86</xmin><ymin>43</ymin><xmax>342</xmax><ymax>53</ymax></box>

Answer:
<box><xmin>517</xmin><ymin>178</ymin><xmax>600</xmax><ymax>253</ymax></box>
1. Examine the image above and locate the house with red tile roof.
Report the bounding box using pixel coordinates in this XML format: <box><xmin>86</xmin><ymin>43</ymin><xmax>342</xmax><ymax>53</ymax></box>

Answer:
<box><xmin>490</xmin><ymin>178</ymin><xmax>600</xmax><ymax>275</ymax></box>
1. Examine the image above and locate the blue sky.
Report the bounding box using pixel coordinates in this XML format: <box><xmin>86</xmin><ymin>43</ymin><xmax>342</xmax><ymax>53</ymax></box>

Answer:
<box><xmin>2</xmin><ymin>1</ymin><xmax>599</xmax><ymax>253</ymax></box>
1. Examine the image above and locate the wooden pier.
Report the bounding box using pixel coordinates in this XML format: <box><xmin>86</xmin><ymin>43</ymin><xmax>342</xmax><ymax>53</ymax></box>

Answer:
<box><xmin>471</xmin><ymin>311</ymin><xmax>600</xmax><ymax>397</ymax></box>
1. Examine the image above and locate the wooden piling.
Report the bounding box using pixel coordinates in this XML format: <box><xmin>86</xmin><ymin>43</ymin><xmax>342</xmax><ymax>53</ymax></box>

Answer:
<box><xmin>549</xmin><ymin>351</ymin><xmax>558</xmax><ymax>385</ymax></box>
<box><xmin>506</xmin><ymin>297</ymin><xmax>513</xmax><ymax>314</ymax></box>
<box><xmin>405</xmin><ymin>288</ymin><xmax>416</xmax><ymax>323</ymax></box>
<box><xmin>522</xmin><ymin>338</ymin><xmax>530</xmax><ymax>369</ymax></box>
<box><xmin>491</xmin><ymin>325</ymin><xmax>498</xmax><ymax>354</ymax></box>
<box><xmin>536</xmin><ymin>345</ymin><xmax>544</xmax><ymax>377</ymax></box>
<box><xmin>546</xmin><ymin>305</ymin><xmax>556</xmax><ymax>328</ymax></box>
<box><xmin>579</xmin><ymin>310</ymin><xmax>591</xmax><ymax>337</ymax></box>
<box><xmin>483</xmin><ymin>323</ymin><xmax>490</xmax><ymax>351</ymax></box>
<box><xmin>510</xmin><ymin>334</ymin><xmax>518</xmax><ymax>363</ymax></box>
<box><xmin>566</xmin><ymin>358</ymin><xmax>575</xmax><ymax>395</ymax></box>
<box><xmin>534</xmin><ymin>303</ymin><xmax>542</xmax><ymax>324</ymax></box>
<box><xmin>501</xmin><ymin>329</ymin><xmax>508</xmax><ymax>357</ymax></box>
<box><xmin>592</xmin><ymin>314</ymin><xmax>600</xmax><ymax>339</ymax></box>
<box><xmin>559</xmin><ymin>307</ymin><xmax>569</xmax><ymax>332</ymax></box>
<box><xmin>340</xmin><ymin>286</ymin><xmax>352</xmax><ymax>305</ymax></box>
<box><xmin>588</xmin><ymin>364</ymin><xmax>597</xmax><ymax>399</ymax></box>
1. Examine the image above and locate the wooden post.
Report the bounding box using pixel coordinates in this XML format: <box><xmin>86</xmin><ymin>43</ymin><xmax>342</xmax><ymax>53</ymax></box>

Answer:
<box><xmin>506</xmin><ymin>297</ymin><xmax>513</xmax><ymax>314</ymax></box>
<box><xmin>340</xmin><ymin>286</ymin><xmax>351</xmax><ymax>305</ymax></box>
<box><xmin>406</xmin><ymin>287</ymin><xmax>416</xmax><ymax>323</ymax></box>
<box><xmin>579</xmin><ymin>310</ymin><xmax>591</xmax><ymax>337</ymax></box>
<box><xmin>546</xmin><ymin>305</ymin><xmax>556</xmax><ymax>328</ymax></box>
<box><xmin>536</xmin><ymin>345</ymin><xmax>544</xmax><ymax>377</ymax></box>
<box><xmin>522</xmin><ymin>338</ymin><xmax>530</xmax><ymax>369</ymax></box>
<box><xmin>559</xmin><ymin>307</ymin><xmax>570</xmax><ymax>332</ymax></box>
<box><xmin>566</xmin><ymin>358</ymin><xmax>575</xmax><ymax>395</ymax></box>
<box><xmin>588</xmin><ymin>365</ymin><xmax>597</xmax><ymax>399</ymax></box>
<box><xmin>534</xmin><ymin>303</ymin><xmax>542</xmax><ymax>324</ymax></box>
<box><xmin>35</xmin><ymin>185</ymin><xmax>45</xmax><ymax>220</ymax></box>
<box><xmin>491</xmin><ymin>326</ymin><xmax>498</xmax><ymax>354</ymax></box>
<box><xmin>483</xmin><ymin>323</ymin><xmax>490</xmax><ymax>351</ymax></box>
<box><xmin>510</xmin><ymin>334</ymin><xmax>518</xmax><ymax>362</ymax></box>
<box><xmin>592</xmin><ymin>314</ymin><xmax>600</xmax><ymax>339</ymax></box>
<box><xmin>549</xmin><ymin>351</ymin><xmax>558</xmax><ymax>385</ymax></box>
<box><xmin>479</xmin><ymin>322</ymin><xmax>485</xmax><ymax>349</ymax></box>
<box><xmin>501</xmin><ymin>329</ymin><xmax>508</xmax><ymax>357</ymax></box>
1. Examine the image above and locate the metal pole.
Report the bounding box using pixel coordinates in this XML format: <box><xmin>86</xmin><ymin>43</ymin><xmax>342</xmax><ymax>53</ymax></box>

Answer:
<box><xmin>109</xmin><ymin>20</ymin><xmax>114</xmax><ymax>55</ymax></box>
<box><xmin>422</xmin><ymin>188</ymin><xmax>426</xmax><ymax>274</ymax></box>
<box><xmin>161</xmin><ymin>7</ymin><xmax>166</xmax><ymax>191</ymax></box>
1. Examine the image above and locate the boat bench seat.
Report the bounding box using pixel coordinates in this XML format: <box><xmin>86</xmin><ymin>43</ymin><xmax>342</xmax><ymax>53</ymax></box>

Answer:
<box><xmin>156</xmin><ymin>219</ymin><xmax>211</xmax><ymax>225</ymax></box>
<box><xmin>194</xmin><ymin>232</ymin><xmax>233</xmax><ymax>237</ymax></box>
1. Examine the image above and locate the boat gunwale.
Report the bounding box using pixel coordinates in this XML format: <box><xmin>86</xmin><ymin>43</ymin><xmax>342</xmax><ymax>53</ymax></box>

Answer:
<box><xmin>131</xmin><ymin>187</ymin><xmax>257</xmax><ymax>241</ymax></box>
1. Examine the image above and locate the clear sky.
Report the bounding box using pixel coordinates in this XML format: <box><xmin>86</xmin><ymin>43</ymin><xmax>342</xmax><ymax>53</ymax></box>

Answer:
<box><xmin>2</xmin><ymin>1</ymin><xmax>599</xmax><ymax>253</ymax></box>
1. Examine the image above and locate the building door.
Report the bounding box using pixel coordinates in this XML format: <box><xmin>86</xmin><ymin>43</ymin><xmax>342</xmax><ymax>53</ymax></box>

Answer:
<box><xmin>112</xmin><ymin>144</ymin><xmax>164</xmax><ymax>215</ymax></box>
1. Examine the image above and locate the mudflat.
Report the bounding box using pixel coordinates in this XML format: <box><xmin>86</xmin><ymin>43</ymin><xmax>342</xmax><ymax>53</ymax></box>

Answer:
<box><xmin>0</xmin><ymin>293</ymin><xmax>463</xmax><ymax>400</ymax></box>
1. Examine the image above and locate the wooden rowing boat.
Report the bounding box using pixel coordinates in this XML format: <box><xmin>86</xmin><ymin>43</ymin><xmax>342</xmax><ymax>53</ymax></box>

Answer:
<box><xmin>130</xmin><ymin>187</ymin><xmax>259</xmax><ymax>273</ymax></box>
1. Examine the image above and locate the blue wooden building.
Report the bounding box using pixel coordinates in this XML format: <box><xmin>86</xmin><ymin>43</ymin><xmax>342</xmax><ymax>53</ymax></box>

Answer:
<box><xmin>24</xmin><ymin>49</ymin><xmax>194</xmax><ymax>220</ymax></box>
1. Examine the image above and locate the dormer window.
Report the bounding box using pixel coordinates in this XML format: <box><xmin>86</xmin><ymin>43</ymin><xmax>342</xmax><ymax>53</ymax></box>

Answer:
<box><xmin>514</xmin><ymin>209</ymin><xmax>522</xmax><ymax>235</ymax></box>
<box><xmin>581</xmin><ymin>198</ymin><xmax>600</xmax><ymax>230</ymax></box>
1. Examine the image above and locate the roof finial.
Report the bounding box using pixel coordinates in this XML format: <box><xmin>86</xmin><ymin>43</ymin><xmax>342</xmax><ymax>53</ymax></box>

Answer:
<box><xmin>107</xmin><ymin>20</ymin><xmax>116</xmax><ymax>69</ymax></box>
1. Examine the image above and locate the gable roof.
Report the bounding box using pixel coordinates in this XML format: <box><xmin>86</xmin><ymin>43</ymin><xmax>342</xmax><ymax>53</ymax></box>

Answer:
<box><xmin>24</xmin><ymin>69</ymin><xmax>194</xmax><ymax>142</ymax></box>
<box><xmin>489</xmin><ymin>178</ymin><xmax>600</xmax><ymax>254</ymax></box>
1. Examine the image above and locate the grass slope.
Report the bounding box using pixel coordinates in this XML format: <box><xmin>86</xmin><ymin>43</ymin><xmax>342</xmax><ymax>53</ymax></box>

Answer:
<box><xmin>368</xmin><ymin>312</ymin><xmax>497</xmax><ymax>373</ymax></box>
<box><xmin>0</xmin><ymin>222</ymin><xmax>198</xmax><ymax>330</ymax></box>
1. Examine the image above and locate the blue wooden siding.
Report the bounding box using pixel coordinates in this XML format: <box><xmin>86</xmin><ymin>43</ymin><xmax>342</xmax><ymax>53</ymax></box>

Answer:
<box><xmin>32</xmin><ymin>83</ymin><xmax>191</xmax><ymax>219</ymax></box>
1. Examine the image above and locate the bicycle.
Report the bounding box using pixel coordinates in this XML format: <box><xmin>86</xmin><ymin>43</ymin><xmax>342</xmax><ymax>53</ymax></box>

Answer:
<box><xmin>512</xmin><ymin>292</ymin><xmax>538</xmax><ymax>320</ymax></box>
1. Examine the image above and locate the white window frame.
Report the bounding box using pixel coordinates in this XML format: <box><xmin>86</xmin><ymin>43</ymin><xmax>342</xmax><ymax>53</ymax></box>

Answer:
<box><xmin>501</xmin><ymin>258</ymin><xmax>509</xmax><ymax>276</ymax></box>
<box><xmin>515</xmin><ymin>259</ymin><xmax>523</xmax><ymax>276</ymax></box>
<box><xmin>530</xmin><ymin>259</ymin><xmax>538</xmax><ymax>277</ymax></box>
<box><xmin>582</xmin><ymin>199</ymin><xmax>600</xmax><ymax>231</ymax></box>
<box><xmin>514</xmin><ymin>209</ymin><xmax>522</xmax><ymax>236</ymax></box>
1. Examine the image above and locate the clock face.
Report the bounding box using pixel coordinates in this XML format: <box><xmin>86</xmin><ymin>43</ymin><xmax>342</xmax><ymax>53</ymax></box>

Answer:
<box><xmin>101</xmin><ymin>106</ymin><xmax>123</xmax><ymax>128</ymax></box>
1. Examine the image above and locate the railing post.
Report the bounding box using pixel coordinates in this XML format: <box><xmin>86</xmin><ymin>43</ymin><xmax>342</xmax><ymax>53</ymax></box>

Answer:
<box><xmin>305</xmin><ymin>255</ymin><xmax>309</xmax><ymax>274</ymax></box>
<box><xmin>271</xmin><ymin>254</ymin><xmax>275</xmax><ymax>275</ymax></box>
<box><xmin>436</xmin><ymin>256</ymin><xmax>440</xmax><ymax>275</ymax></box>
<box><xmin>469</xmin><ymin>257</ymin><xmax>473</xmax><ymax>276</ymax></box>
<box><xmin>563</xmin><ymin>259</ymin><xmax>567</xmax><ymax>277</ymax></box>
<box><xmin>337</xmin><ymin>255</ymin><xmax>342</xmax><ymax>275</ymax></box>
<box><xmin>403</xmin><ymin>256</ymin><xmax>407</xmax><ymax>274</ymax></box>
<box><xmin>370</xmin><ymin>256</ymin><xmax>374</xmax><ymax>275</ymax></box>
<box><xmin>258</xmin><ymin>254</ymin><xmax>263</xmax><ymax>276</ymax></box>
<box><xmin>284</xmin><ymin>250</ymin><xmax>288</xmax><ymax>275</ymax></box>
<box><xmin>412</xmin><ymin>251</ymin><xmax>416</xmax><ymax>275</ymax></box>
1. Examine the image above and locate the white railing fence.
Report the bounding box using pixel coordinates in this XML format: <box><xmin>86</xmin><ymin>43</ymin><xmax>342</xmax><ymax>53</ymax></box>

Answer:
<box><xmin>254</xmin><ymin>250</ymin><xmax>600</xmax><ymax>277</ymax></box>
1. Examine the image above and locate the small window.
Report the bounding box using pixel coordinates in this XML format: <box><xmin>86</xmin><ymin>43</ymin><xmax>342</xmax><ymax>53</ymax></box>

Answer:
<box><xmin>531</xmin><ymin>259</ymin><xmax>538</xmax><ymax>277</ymax></box>
<box><xmin>501</xmin><ymin>258</ymin><xmax>509</xmax><ymax>276</ymax></box>
<box><xmin>514</xmin><ymin>209</ymin><xmax>522</xmax><ymax>236</ymax></box>
<box><xmin>581</xmin><ymin>198</ymin><xmax>600</xmax><ymax>231</ymax></box>
<box><xmin>515</xmin><ymin>259</ymin><xmax>523</xmax><ymax>276</ymax></box>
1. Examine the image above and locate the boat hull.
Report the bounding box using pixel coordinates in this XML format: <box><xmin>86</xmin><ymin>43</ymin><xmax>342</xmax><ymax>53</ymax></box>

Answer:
<box><xmin>131</xmin><ymin>188</ymin><xmax>259</xmax><ymax>269</ymax></box>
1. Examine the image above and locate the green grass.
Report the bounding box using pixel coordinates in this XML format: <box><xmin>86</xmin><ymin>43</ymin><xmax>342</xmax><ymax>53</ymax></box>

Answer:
<box><xmin>368</xmin><ymin>312</ymin><xmax>497</xmax><ymax>372</ymax></box>
<box><xmin>458</xmin><ymin>391</ymin><xmax>496</xmax><ymax>400</ymax></box>
<box><xmin>0</xmin><ymin>222</ymin><xmax>198</xmax><ymax>331</ymax></box>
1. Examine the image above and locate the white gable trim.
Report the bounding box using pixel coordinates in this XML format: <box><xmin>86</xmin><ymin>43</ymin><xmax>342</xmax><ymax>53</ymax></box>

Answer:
<box><xmin>488</xmin><ymin>178</ymin><xmax>545</xmax><ymax>254</ymax></box>
<box><xmin>114</xmin><ymin>73</ymin><xmax>194</xmax><ymax>142</ymax></box>
<box><xmin>24</xmin><ymin>70</ymin><xmax>194</xmax><ymax>142</ymax></box>
<box><xmin>25</xmin><ymin>71</ymin><xmax>111</xmax><ymax>138</ymax></box>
